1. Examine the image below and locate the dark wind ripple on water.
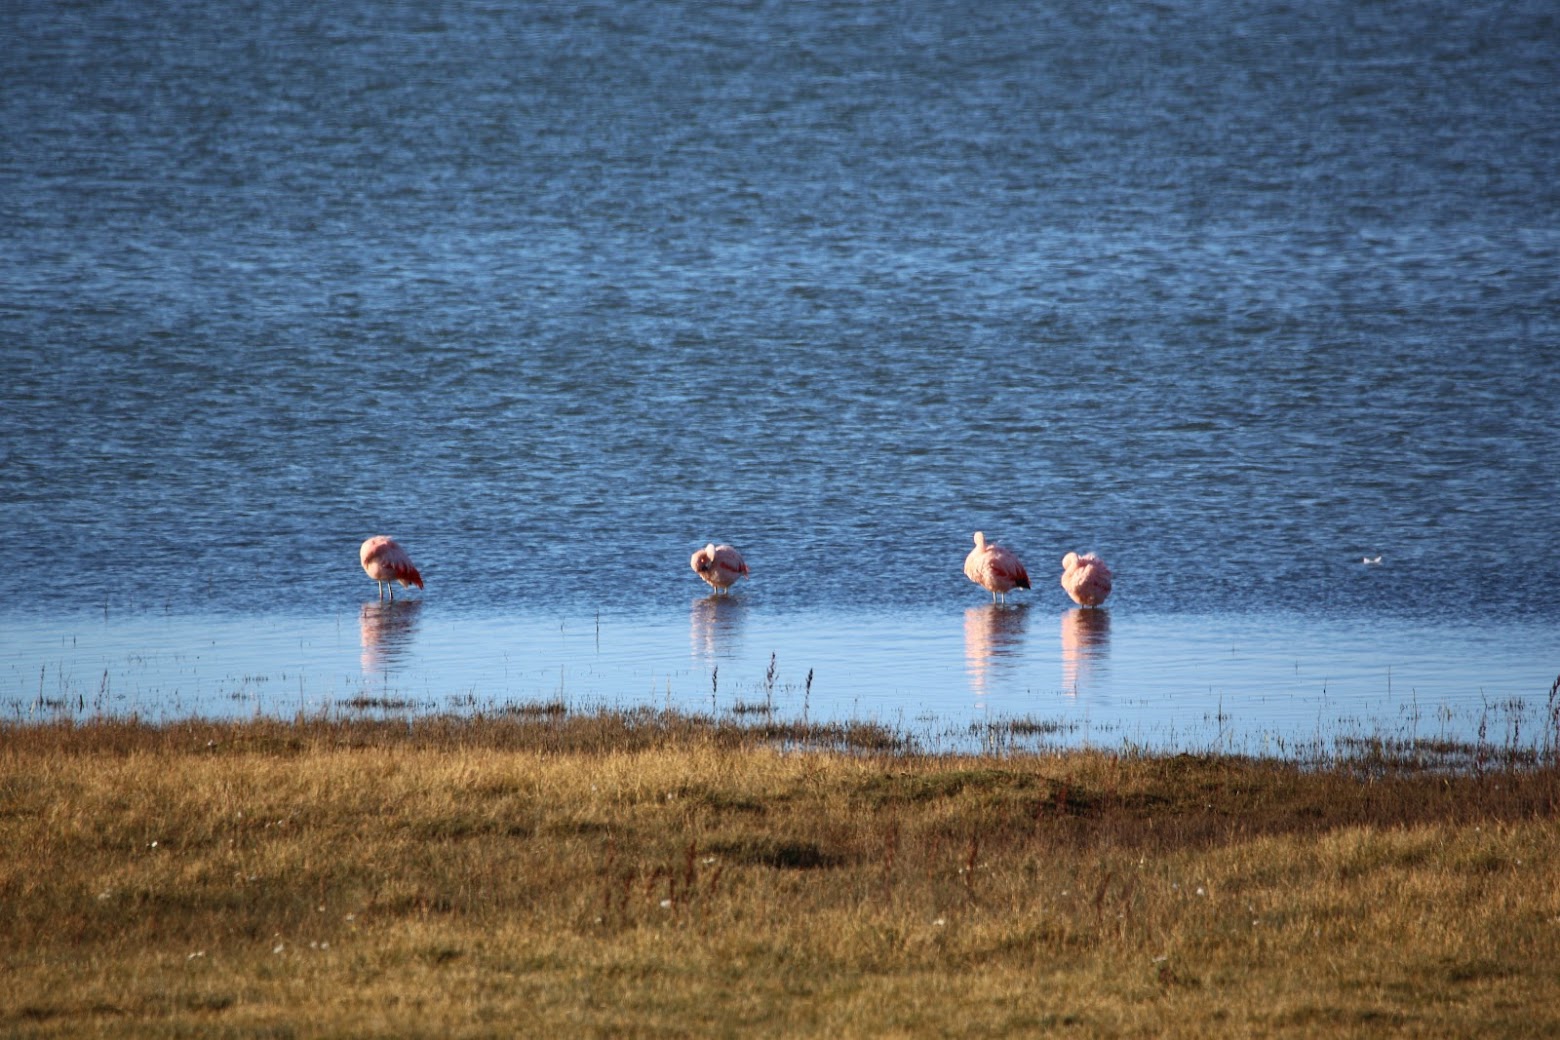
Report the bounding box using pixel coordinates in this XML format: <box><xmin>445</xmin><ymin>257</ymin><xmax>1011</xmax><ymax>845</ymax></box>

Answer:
<box><xmin>0</xmin><ymin>0</ymin><xmax>1556</xmax><ymax>625</ymax></box>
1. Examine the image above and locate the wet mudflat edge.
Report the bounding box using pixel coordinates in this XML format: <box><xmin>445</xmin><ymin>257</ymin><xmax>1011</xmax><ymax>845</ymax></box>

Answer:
<box><xmin>4</xmin><ymin>709</ymin><xmax>1560</xmax><ymax>1038</ymax></box>
<box><xmin>7</xmin><ymin>698</ymin><xmax>1559</xmax><ymax>771</ymax></box>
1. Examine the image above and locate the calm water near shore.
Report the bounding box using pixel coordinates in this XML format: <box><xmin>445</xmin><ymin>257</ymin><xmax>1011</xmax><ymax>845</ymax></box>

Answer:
<box><xmin>7</xmin><ymin>601</ymin><xmax>1557</xmax><ymax>756</ymax></box>
<box><xmin>4</xmin><ymin>1</ymin><xmax>1557</xmax><ymax>752</ymax></box>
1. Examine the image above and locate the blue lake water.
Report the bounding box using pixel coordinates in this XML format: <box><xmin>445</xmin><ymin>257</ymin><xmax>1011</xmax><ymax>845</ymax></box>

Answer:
<box><xmin>7</xmin><ymin>604</ymin><xmax>1558</xmax><ymax>757</ymax></box>
<box><xmin>3</xmin><ymin>1</ymin><xmax>1558</xmax><ymax>753</ymax></box>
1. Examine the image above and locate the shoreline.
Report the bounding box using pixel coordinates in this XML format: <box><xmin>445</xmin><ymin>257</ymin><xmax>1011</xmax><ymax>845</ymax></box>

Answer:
<box><xmin>8</xmin><ymin>606</ymin><xmax>1559</xmax><ymax>765</ymax></box>
<box><xmin>6</xmin><ymin>701</ymin><xmax>1556</xmax><ymax>773</ymax></box>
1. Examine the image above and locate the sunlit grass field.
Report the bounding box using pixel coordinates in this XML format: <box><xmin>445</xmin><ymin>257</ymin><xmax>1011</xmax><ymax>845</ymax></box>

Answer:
<box><xmin>3</xmin><ymin>710</ymin><xmax>1558</xmax><ymax>1038</ymax></box>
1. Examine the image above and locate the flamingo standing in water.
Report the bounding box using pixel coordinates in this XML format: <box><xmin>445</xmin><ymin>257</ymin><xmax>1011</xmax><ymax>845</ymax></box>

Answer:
<box><xmin>360</xmin><ymin>536</ymin><xmax>423</xmax><ymax>600</ymax></box>
<box><xmin>691</xmin><ymin>543</ymin><xmax>748</xmax><ymax>595</ymax></box>
<box><xmin>963</xmin><ymin>532</ymin><xmax>1030</xmax><ymax>603</ymax></box>
<box><xmin>1060</xmin><ymin>551</ymin><xmax>1112</xmax><ymax>607</ymax></box>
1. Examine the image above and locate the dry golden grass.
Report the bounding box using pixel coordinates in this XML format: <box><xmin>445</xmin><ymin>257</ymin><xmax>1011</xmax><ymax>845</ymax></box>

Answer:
<box><xmin>2</xmin><ymin>710</ymin><xmax>1558</xmax><ymax>1038</ymax></box>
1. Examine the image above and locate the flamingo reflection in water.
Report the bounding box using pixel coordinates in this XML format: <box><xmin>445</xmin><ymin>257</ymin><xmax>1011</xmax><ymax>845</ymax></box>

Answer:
<box><xmin>1060</xmin><ymin>607</ymin><xmax>1111</xmax><ymax>695</ymax></box>
<box><xmin>359</xmin><ymin>598</ymin><xmax>424</xmax><ymax>674</ymax></box>
<box><xmin>690</xmin><ymin>591</ymin><xmax>746</xmax><ymax>663</ymax></box>
<box><xmin>963</xmin><ymin>603</ymin><xmax>1031</xmax><ymax>700</ymax></box>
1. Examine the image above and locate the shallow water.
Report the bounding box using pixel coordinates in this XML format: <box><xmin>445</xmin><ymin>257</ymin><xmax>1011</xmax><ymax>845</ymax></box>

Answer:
<box><xmin>7</xmin><ymin>601</ymin><xmax>1557</xmax><ymax>756</ymax></box>
<box><xmin>3</xmin><ymin>1</ymin><xmax>1557</xmax><ymax>752</ymax></box>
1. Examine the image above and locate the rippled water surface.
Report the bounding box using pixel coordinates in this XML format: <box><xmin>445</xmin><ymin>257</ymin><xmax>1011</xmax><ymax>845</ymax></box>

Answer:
<box><xmin>3</xmin><ymin>1</ymin><xmax>1557</xmax><ymax>750</ymax></box>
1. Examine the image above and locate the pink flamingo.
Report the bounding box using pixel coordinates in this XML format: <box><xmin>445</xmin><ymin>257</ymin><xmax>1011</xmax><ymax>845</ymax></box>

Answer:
<box><xmin>963</xmin><ymin>532</ymin><xmax>1030</xmax><ymax>603</ymax></box>
<box><xmin>691</xmin><ymin>543</ymin><xmax>749</xmax><ymax>595</ymax></box>
<box><xmin>360</xmin><ymin>536</ymin><xmax>423</xmax><ymax>600</ymax></box>
<box><xmin>1060</xmin><ymin>552</ymin><xmax>1112</xmax><ymax>607</ymax></box>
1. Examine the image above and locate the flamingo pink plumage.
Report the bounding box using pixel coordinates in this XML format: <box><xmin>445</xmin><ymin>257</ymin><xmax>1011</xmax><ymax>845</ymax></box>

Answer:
<box><xmin>360</xmin><ymin>536</ymin><xmax>423</xmax><ymax>600</ymax></box>
<box><xmin>963</xmin><ymin>531</ymin><xmax>1031</xmax><ymax>603</ymax></box>
<box><xmin>1060</xmin><ymin>551</ymin><xmax>1112</xmax><ymax>607</ymax></box>
<box><xmin>691</xmin><ymin>542</ymin><xmax>748</xmax><ymax>594</ymax></box>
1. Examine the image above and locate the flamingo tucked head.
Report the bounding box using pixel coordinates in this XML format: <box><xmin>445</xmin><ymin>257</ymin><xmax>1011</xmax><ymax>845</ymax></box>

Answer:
<box><xmin>691</xmin><ymin>542</ymin><xmax>748</xmax><ymax>594</ymax></box>
<box><xmin>360</xmin><ymin>535</ymin><xmax>423</xmax><ymax>600</ymax></box>
<box><xmin>964</xmin><ymin>531</ymin><xmax>1030</xmax><ymax>602</ymax></box>
<box><xmin>1060</xmin><ymin>551</ymin><xmax>1112</xmax><ymax>608</ymax></box>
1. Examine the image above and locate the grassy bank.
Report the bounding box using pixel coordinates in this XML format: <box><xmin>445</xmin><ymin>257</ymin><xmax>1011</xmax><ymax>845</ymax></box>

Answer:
<box><xmin>3</xmin><ymin>710</ymin><xmax>1558</xmax><ymax>1038</ymax></box>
